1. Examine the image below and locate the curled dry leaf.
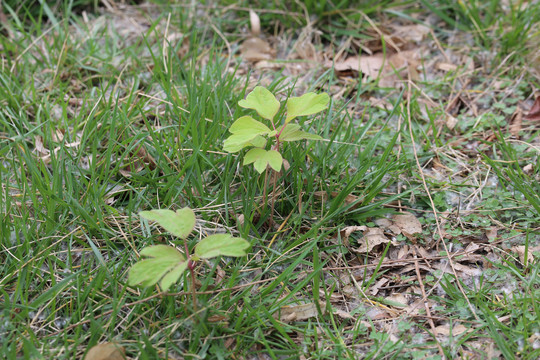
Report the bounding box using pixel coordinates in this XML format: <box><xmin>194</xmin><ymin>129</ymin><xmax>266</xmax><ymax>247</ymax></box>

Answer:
<box><xmin>391</xmin><ymin>212</ymin><xmax>422</xmax><ymax>239</ymax></box>
<box><xmin>249</xmin><ymin>10</ymin><xmax>260</xmax><ymax>36</ymax></box>
<box><xmin>241</xmin><ymin>37</ymin><xmax>275</xmax><ymax>63</ymax></box>
<box><xmin>340</xmin><ymin>225</ymin><xmax>367</xmax><ymax>247</ymax></box>
<box><xmin>433</xmin><ymin>262</ymin><xmax>481</xmax><ymax>277</ymax></box>
<box><xmin>391</xmin><ymin>24</ymin><xmax>431</xmax><ymax>43</ymax></box>
<box><xmin>509</xmin><ymin>108</ymin><xmax>523</xmax><ymax>138</ymax></box>
<box><xmin>374</xmin><ymin>218</ymin><xmax>401</xmax><ymax>235</ymax></box>
<box><xmin>85</xmin><ymin>342</ymin><xmax>125</xmax><ymax>360</ymax></box>
<box><xmin>314</xmin><ymin>191</ymin><xmax>362</xmax><ymax>209</ymax></box>
<box><xmin>524</xmin><ymin>96</ymin><xmax>540</xmax><ymax>121</ymax></box>
<box><xmin>385</xmin><ymin>293</ymin><xmax>408</xmax><ymax>308</ymax></box>
<box><xmin>354</xmin><ymin>227</ymin><xmax>391</xmax><ymax>253</ymax></box>
<box><xmin>273</xmin><ymin>301</ymin><xmax>325</xmax><ymax>322</ymax></box>
<box><xmin>434</xmin><ymin>323</ymin><xmax>468</xmax><ymax>337</ymax></box>
<box><xmin>446</xmin><ymin>115</ymin><xmax>458</xmax><ymax>130</ymax></box>
<box><xmin>333</xmin><ymin>308</ymin><xmax>355</xmax><ymax>320</ymax></box>
<box><xmin>523</xmin><ymin>163</ymin><xmax>533</xmax><ymax>174</ymax></box>
<box><xmin>327</xmin><ymin>50</ymin><xmax>421</xmax><ymax>87</ymax></box>
<box><xmin>511</xmin><ymin>246</ymin><xmax>534</xmax><ymax>266</ymax></box>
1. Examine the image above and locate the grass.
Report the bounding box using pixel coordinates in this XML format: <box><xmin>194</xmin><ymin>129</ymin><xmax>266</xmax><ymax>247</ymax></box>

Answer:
<box><xmin>1</xmin><ymin>1</ymin><xmax>540</xmax><ymax>359</ymax></box>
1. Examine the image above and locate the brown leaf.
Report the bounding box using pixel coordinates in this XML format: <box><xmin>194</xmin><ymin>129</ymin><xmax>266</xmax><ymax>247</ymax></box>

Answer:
<box><xmin>273</xmin><ymin>302</ymin><xmax>325</xmax><ymax>322</ymax></box>
<box><xmin>314</xmin><ymin>191</ymin><xmax>361</xmax><ymax>207</ymax></box>
<box><xmin>85</xmin><ymin>342</ymin><xmax>125</xmax><ymax>360</ymax></box>
<box><xmin>446</xmin><ymin>115</ymin><xmax>458</xmax><ymax>130</ymax></box>
<box><xmin>354</xmin><ymin>227</ymin><xmax>391</xmax><ymax>253</ymax></box>
<box><xmin>120</xmin><ymin>145</ymin><xmax>156</xmax><ymax>177</ymax></box>
<box><xmin>241</xmin><ymin>37</ymin><xmax>275</xmax><ymax>63</ymax></box>
<box><xmin>391</xmin><ymin>212</ymin><xmax>422</xmax><ymax>239</ymax></box>
<box><xmin>391</xmin><ymin>24</ymin><xmax>431</xmax><ymax>43</ymax></box>
<box><xmin>385</xmin><ymin>293</ymin><xmax>408</xmax><ymax>308</ymax></box>
<box><xmin>524</xmin><ymin>96</ymin><xmax>540</xmax><ymax>121</ymax></box>
<box><xmin>433</xmin><ymin>262</ymin><xmax>481</xmax><ymax>277</ymax></box>
<box><xmin>340</xmin><ymin>225</ymin><xmax>368</xmax><ymax>247</ymax></box>
<box><xmin>327</xmin><ymin>50</ymin><xmax>421</xmax><ymax>87</ymax></box>
<box><xmin>509</xmin><ymin>108</ymin><xmax>522</xmax><ymax>138</ymax></box>
<box><xmin>333</xmin><ymin>308</ymin><xmax>355</xmax><ymax>320</ymax></box>
<box><xmin>249</xmin><ymin>10</ymin><xmax>260</xmax><ymax>36</ymax></box>
<box><xmin>437</xmin><ymin>62</ymin><xmax>458</xmax><ymax>72</ymax></box>
<box><xmin>485</xmin><ymin>226</ymin><xmax>498</xmax><ymax>241</ymax></box>
<box><xmin>434</xmin><ymin>323</ymin><xmax>468</xmax><ymax>337</ymax></box>
<box><xmin>511</xmin><ymin>246</ymin><xmax>534</xmax><ymax>266</ymax></box>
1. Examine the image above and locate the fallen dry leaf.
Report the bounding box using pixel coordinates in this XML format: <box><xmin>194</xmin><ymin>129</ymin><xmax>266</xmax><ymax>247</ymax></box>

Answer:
<box><xmin>511</xmin><ymin>246</ymin><xmax>534</xmax><ymax>266</ymax></box>
<box><xmin>434</xmin><ymin>323</ymin><xmax>469</xmax><ymax>337</ymax></box>
<box><xmin>340</xmin><ymin>225</ymin><xmax>368</xmax><ymax>247</ymax></box>
<box><xmin>509</xmin><ymin>108</ymin><xmax>522</xmax><ymax>138</ymax></box>
<box><xmin>274</xmin><ymin>302</ymin><xmax>325</xmax><ymax>322</ymax></box>
<box><xmin>391</xmin><ymin>212</ymin><xmax>422</xmax><ymax>239</ymax></box>
<box><xmin>391</xmin><ymin>24</ymin><xmax>431</xmax><ymax>43</ymax></box>
<box><xmin>485</xmin><ymin>226</ymin><xmax>498</xmax><ymax>241</ymax></box>
<box><xmin>433</xmin><ymin>262</ymin><xmax>481</xmax><ymax>277</ymax></box>
<box><xmin>446</xmin><ymin>114</ymin><xmax>458</xmax><ymax>130</ymax></box>
<box><xmin>374</xmin><ymin>218</ymin><xmax>401</xmax><ymax>235</ymax></box>
<box><xmin>85</xmin><ymin>342</ymin><xmax>125</xmax><ymax>360</ymax></box>
<box><xmin>314</xmin><ymin>191</ymin><xmax>362</xmax><ymax>208</ymax></box>
<box><xmin>354</xmin><ymin>227</ymin><xmax>391</xmax><ymax>253</ymax></box>
<box><xmin>249</xmin><ymin>10</ymin><xmax>260</xmax><ymax>37</ymax></box>
<box><xmin>241</xmin><ymin>37</ymin><xmax>275</xmax><ymax>63</ymax></box>
<box><xmin>385</xmin><ymin>293</ymin><xmax>408</xmax><ymax>308</ymax></box>
<box><xmin>437</xmin><ymin>62</ymin><xmax>458</xmax><ymax>72</ymax></box>
<box><xmin>327</xmin><ymin>50</ymin><xmax>421</xmax><ymax>87</ymax></box>
<box><xmin>333</xmin><ymin>308</ymin><xmax>355</xmax><ymax>320</ymax></box>
<box><xmin>524</xmin><ymin>96</ymin><xmax>540</xmax><ymax>121</ymax></box>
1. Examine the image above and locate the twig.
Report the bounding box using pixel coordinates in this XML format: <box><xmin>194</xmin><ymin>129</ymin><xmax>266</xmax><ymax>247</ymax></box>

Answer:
<box><xmin>413</xmin><ymin>247</ymin><xmax>445</xmax><ymax>357</ymax></box>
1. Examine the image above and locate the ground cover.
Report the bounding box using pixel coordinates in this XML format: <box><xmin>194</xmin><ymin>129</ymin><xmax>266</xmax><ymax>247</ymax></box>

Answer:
<box><xmin>0</xmin><ymin>1</ymin><xmax>539</xmax><ymax>359</ymax></box>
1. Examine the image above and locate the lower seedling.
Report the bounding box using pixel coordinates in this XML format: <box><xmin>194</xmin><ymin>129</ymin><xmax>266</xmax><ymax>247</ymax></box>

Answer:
<box><xmin>128</xmin><ymin>207</ymin><xmax>250</xmax><ymax>310</ymax></box>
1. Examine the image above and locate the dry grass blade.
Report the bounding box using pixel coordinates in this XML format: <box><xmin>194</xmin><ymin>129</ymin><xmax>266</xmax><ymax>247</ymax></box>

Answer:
<box><xmin>405</xmin><ymin>79</ymin><xmax>480</xmax><ymax>322</ymax></box>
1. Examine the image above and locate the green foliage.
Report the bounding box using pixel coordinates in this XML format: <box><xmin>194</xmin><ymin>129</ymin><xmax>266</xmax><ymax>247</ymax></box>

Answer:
<box><xmin>128</xmin><ymin>207</ymin><xmax>250</xmax><ymax>292</ymax></box>
<box><xmin>224</xmin><ymin>86</ymin><xmax>328</xmax><ymax>174</ymax></box>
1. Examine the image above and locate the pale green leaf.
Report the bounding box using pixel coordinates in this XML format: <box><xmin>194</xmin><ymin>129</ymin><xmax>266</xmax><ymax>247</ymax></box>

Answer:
<box><xmin>278</xmin><ymin>124</ymin><xmax>323</xmax><ymax>142</ymax></box>
<box><xmin>223</xmin><ymin>116</ymin><xmax>272</xmax><ymax>153</ymax></box>
<box><xmin>128</xmin><ymin>245</ymin><xmax>187</xmax><ymax>291</ymax></box>
<box><xmin>223</xmin><ymin>134</ymin><xmax>267</xmax><ymax>153</ymax></box>
<box><xmin>194</xmin><ymin>234</ymin><xmax>250</xmax><ymax>259</ymax></box>
<box><xmin>285</xmin><ymin>92</ymin><xmax>330</xmax><ymax>123</ymax></box>
<box><xmin>243</xmin><ymin>148</ymin><xmax>283</xmax><ymax>173</ymax></box>
<box><xmin>139</xmin><ymin>207</ymin><xmax>195</xmax><ymax>239</ymax></box>
<box><xmin>229</xmin><ymin>115</ymin><xmax>271</xmax><ymax>134</ymax></box>
<box><xmin>238</xmin><ymin>86</ymin><xmax>280</xmax><ymax>121</ymax></box>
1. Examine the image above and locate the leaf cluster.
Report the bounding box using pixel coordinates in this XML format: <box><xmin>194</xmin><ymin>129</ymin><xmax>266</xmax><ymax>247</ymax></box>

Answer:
<box><xmin>128</xmin><ymin>208</ymin><xmax>250</xmax><ymax>291</ymax></box>
<box><xmin>223</xmin><ymin>86</ymin><xmax>329</xmax><ymax>173</ymax></box>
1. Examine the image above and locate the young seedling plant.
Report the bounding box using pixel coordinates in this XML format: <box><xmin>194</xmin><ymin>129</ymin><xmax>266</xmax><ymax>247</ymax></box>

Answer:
<box><xmin>128</xmin><ymin>207</ymin><xmax>250</xmax><ymax>311</ymax></box>
<box><xmin>223</xmin><ymin>86</ymin><xmax>330</xmax><ymax>218</ymax></box>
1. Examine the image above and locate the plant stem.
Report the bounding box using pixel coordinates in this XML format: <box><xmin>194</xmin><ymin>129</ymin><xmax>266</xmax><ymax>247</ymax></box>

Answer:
<box><xmin>184</xmin><ymin>240</ymin><xmax>197</xmax><ymax>312</ymax></box>
<box><xmin>262</xmin><ymin>166</ymin><xmax>269</xmax><ymax>210</ymax></box>
<box><xmin>269</xmin><ymin>169</ymin><xmax>278</xmax><ymax>227</ymax></box>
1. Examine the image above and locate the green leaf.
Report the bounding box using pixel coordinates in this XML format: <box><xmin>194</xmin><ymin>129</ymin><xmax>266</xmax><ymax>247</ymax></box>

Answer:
<box><xmin>128</xmin><ymin>245</ymin><xmax>187</xmax><ymax>291</ymax></box>
<box><xmin>285</xmin><ymin>92</ymin><xmax>330</xmax><ymax>123</ymax></box>
<box><xmin>238</xmin><ymin>86</ymin><xmax>280</xmax><ymax>121</ymax></box>
<box><xmin>223</xmin><ymin>135</ymin><xmax>267</xmax><ymax>153</ymax></box>
<box><xmin>278</xmin><ymin>124</ymin><xmax>323</xmax><ymax>142</ymax></box>
<box><xmin>140</xmin><ymin>207</ymin><xmax>196</xmax><ymax>239</ymax></box>
<box><xmin>229</xmin><ymin>115</ymin><xmax>272</xmax><ymax>134</ymax></box>
<box><xmin>223</xmin><ymin>116</ymin><xmax>272</xmax><ymax>153</ymax></box>
<box><xmin>243</xmin><ymin>148</ymin><xmax>283</xmax><ymax>173</ymax></box>
<box><xmin>194</xmin><ymin>234</ymin><xmax>250</xmax><ymax>259</ymax></box>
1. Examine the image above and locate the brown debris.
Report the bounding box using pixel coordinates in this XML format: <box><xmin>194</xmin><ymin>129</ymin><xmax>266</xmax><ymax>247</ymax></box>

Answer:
<box><xmin>524</xmin><ymin>95</ymin><xmax>540</xmax><ymax>121</ymax></box>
